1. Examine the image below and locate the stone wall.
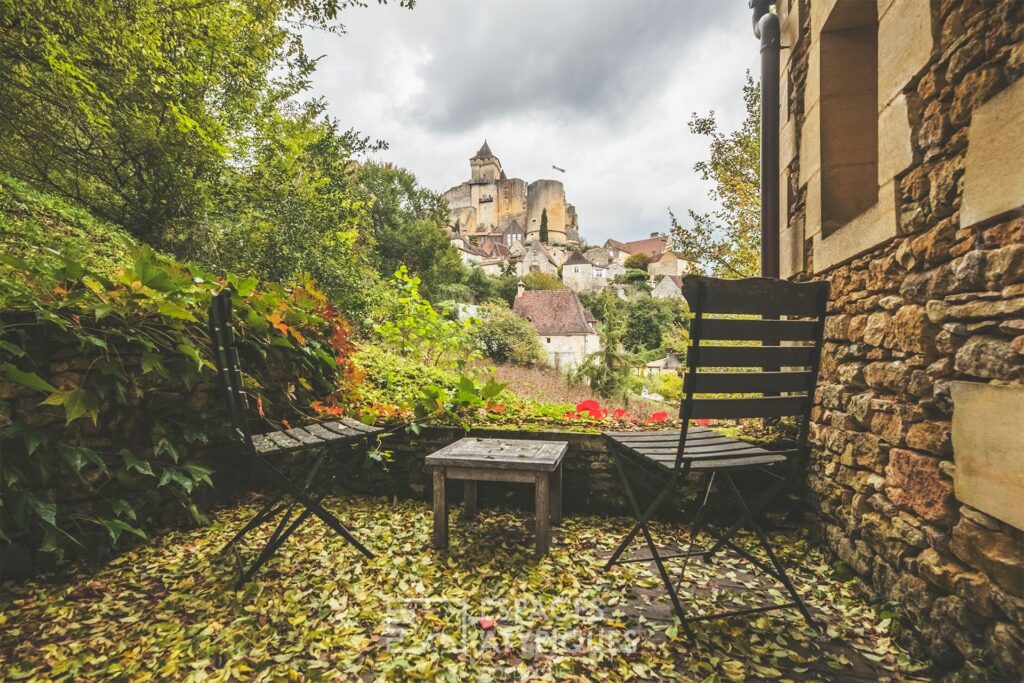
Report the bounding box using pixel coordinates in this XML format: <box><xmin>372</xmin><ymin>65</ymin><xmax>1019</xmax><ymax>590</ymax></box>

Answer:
<box><xmin>781</xmin><ymin>0</ymin><xmax>1023</xmax><ymax>674</ymax></box>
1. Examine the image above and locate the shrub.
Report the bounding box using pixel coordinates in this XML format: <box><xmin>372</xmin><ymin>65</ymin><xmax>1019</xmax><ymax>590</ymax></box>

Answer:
<box><xmin>0</xmin><ymin>247</ymin><xmax>357</xmax><ymax>562</ymax></box>
<box><xmin>472</xmin><ymin>303</ymin><xmax>546</xmax><ymax>366</ymax></box>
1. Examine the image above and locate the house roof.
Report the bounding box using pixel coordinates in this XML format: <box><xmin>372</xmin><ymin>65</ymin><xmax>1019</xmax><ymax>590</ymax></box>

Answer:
<box><xmin>563</xmin><ymin>250</ymin><xmax>591</xmax><ymax>266</ymax></box>
<box><xmin>621</xmin><ymin>236</ymin><xmax>669</xmax><ymax>260</ymax></box>
<box><xmin>604</xmin><ymin>238</ymin><xmax>629</xmax><ymax>252</ymax></box>
<box><xmin>660</xmin><ymin>274</ymin><xmax>683</xmax><ymax>289</ymax></box>
<box><xmin>503</xmin><ymin>219</ymin><xmax>525</xmax><ymax>235</ymax></box>
<box><xmin>472</xmin><ymin>140</ymin><xmax>495</xmax><ymax>160</ymax></box>
<box><xmin>513</xmin><ymin>290</ymin><xmax>597</xmax><ymax>336</ymax></box>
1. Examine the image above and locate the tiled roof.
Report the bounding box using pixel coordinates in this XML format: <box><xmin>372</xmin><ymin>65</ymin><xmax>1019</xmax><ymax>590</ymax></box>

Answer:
<box><xmin>513</xmin><ymin>290</ymin><xmax>596</xmax><ymax>336</ymax></box>
<box><xmin>621</xmin><ymin>236</ymin><xmax>669</xmax><ymax>259</ymax></box>
<box><xmin>472</xmin><ymin>140</ymin><xmax>494</xmax><ymax>160</ymax></box>
<box><xmin>563</xmin><ymin>250</ymin><xmax>592</xmax><ymax>266</ymax></box>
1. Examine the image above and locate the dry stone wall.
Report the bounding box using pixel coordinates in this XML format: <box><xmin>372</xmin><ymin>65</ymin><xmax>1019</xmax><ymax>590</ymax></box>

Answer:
<box><xmin>785</xmin><ymin>0</ymin><xmax>1023</xmax><ymax>674</ymax></box>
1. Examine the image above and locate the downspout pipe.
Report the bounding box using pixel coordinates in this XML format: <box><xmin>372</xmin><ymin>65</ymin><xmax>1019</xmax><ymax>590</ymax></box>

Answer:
<box><xmin>751</xmin><ymin>0</ymin><xmax>781</xmax><ymax>279</ymax></box>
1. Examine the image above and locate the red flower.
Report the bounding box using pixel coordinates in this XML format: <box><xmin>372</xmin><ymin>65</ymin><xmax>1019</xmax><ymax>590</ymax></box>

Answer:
<box><xmin>613</xmin><ymin>408</ymin><xmax>630</xmax><ymax>419</ymax></box>
<box><xmin>576</xmin><ymin>399</ymin><xmax>601</xmax><ymax>413</ymax></box>
<box><xmin>695</xmin><ymin>418</ymin><xmax>712</xmax><ymax>426</ymax></box>
<box><xmin>487</xmin><ymin>403</ymin><xmax>506</xmax><ymax>414</ymax></box>
<box><xmin>648</xmin><ymin>411</ymin><xmax>669</xmax><ymax>423</ymax></box>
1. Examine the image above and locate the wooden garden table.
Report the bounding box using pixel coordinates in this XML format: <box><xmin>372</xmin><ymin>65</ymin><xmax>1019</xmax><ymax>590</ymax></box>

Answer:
<box><xmin>425</xmin><ymin>437</ymin><xmax>567</xmax><ymax>556</ymax></box>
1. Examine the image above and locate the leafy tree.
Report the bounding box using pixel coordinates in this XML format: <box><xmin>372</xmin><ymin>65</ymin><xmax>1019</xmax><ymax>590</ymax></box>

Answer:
<box><xmin>669</xmin><ymin>73</ymin><xmax>761</xmax><ymax>278</ymax></box>
<box><xmin>539</xmin><ymin>208</ymin><xmax>549</xmax><ymax>243</ymax></box>
<box><xmin>623</xmin><ymin>296</ymin><xmax>663</xmax><ymax>352</ymax></box>
<box><xmin>494</xmin><ymin>271</ymin><xmax>565</xmax><ymax>306</ymax></box>
<box><xmin>472</xmin><ymin>303</ymin><xmax>546</xmax><ymax>366</ymax></box>
<box><xmin>574</xmin><ymin>289</ymin><xmax>631</xmax><ymax>399</ymax></box>
<box><xmin>356</xmin><ymin>162</ymin><xmax>467</xmax><ymax>299</ymax></box>
<box><xmin>624</xmin><ymin>253</ymin><xmax>651</xmax><ymax>271</ymax></box>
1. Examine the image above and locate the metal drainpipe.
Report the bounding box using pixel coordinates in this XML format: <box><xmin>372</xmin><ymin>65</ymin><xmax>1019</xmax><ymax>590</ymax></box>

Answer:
<box><xmin>751</xmin><ymin>0</ymin><xmax>781</xmax><ymax>279</ymax></box>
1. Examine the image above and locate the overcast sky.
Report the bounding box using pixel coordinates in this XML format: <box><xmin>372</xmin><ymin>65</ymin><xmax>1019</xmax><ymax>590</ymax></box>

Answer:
<box><xmin>302</xmin><ymin>1</ymin><xmax>760</xmax><ymax>245</ymax></box>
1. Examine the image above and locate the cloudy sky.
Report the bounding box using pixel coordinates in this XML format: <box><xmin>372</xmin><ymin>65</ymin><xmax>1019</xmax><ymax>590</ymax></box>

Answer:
<box><xmin>303</xmin><ymin>1</ymin><xmax>760</xmax><ymax>245</ymax></box>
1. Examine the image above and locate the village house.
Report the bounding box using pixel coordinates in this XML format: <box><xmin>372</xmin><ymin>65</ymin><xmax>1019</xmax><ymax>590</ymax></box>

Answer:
<box><xmin>604</xmin><ymin>233</ymin><xmax>670</xmax><ymax>265</ymax></box>
<box><xmin>515</xmin><ymin>241</ymin><xmax>559</xmax><ymax>278</ymax></box>
<box><xmin>651</xmin><ymin>274</ymin><xmax>684</xmax><ymax>299</ymax></box>
<box><xmin>774</xmin><ymin>0</ymin><xmax>1023</xmax><ymax>672</ymax></box>
<box><xmin>512</xmin><ymin>284</ymin><xmax>600</xmax><ymax>370</ymax></box>
<box><xmin>647</xmin><ymin>250</ymin><xmax>693</xmax><ymax>278</ymax></box>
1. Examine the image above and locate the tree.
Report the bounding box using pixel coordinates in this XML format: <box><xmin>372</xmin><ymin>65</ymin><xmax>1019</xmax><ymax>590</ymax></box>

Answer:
<box><xmin>574</xmin><ymin>289</ymin><xmax>631</xmax><ymax>399</ymax></box>
<box><xmin>623</xmin><ymin>297</ymin><xmax>663</xmax><ymax>352</ymax></box>
<box><xmin>539</xmin><ymin>208</ymin><xmax>549</xmax><ymax>243</ymax></box>
<box><xmin>356</xmin><ymin>162</ymin><xmax>468</xmax><ymax>299</ymax></box>
<box><xmin>472</xmin><ymin>303</ymin><xmax>546</xmax><ymax>366</ymax></box>
<box><xmin>624</xmin><ymin>253</ymin><xmax>651</xmax><ymax>271</ymax></box>
<box><xmin>669</xmin><ymin>73</ymin><xmax>761</xmax><ymax>278</ymax></box>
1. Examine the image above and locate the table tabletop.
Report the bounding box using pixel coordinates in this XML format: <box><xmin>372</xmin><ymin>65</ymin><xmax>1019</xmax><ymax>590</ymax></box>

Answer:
<box><xmin>424</xmin><ymin>437</ymin><xmax>568</xmax><ymax>472</ymax></box>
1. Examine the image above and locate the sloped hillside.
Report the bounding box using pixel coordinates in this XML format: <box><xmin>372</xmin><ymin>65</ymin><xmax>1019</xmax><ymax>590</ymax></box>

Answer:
<box><xmin>0</xmin><ymin>172</ymin><xmax>139</xmax><ymax>275</ymax></box>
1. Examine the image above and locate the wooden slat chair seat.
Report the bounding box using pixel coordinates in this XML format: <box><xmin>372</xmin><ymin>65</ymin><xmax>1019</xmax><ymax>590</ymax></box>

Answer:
<box><xmin>603</xmin><ymin>274</ymin><xmax>829</xmax><ymax>638</ymax></box>
<box><xmin>208</xmin><ymin>289</ymin><xmax>382</xmax><ymax>588</ymax></box>
<box><xmin>251</xmin><ymin>419</ymin><xmax>382</xmax><ymax>456</ymax></box>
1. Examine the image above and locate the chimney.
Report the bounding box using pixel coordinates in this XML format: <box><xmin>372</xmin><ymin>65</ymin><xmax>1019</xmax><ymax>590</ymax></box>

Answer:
<box><xmin>516</xmin><ymin>281</ymin><xmax>526</xmax><ymax>298</ymax></box>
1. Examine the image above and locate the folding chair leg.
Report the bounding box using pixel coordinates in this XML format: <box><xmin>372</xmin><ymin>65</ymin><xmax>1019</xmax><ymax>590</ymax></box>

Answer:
<box><xmin>722</xmin><ymin>473</ymin><xmax>814</xmax><ymax>626</ymax></box>
<box><xmin>703</xmin><ymin>475</ymin><xmax>787</xmax><ymax>562</ymax></box>
<box><xmin>603</xmin><ymin>452</ymin><xmax>680</xmax><ymax>571</ymax></box>
<box><xmin>675</xmin><ymin>472</ymin><xmax>715</xmax><ymax>593</ymax></box>
<box><xmin>221</xmin><ymin>492</ymin><xmax>287</xmax><ymax>553</ymax></box>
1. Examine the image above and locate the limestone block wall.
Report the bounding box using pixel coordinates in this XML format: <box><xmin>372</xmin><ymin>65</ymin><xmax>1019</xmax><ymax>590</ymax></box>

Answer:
<box><xmin>526</xmin><ymin>179</ymin><xmax>568</xmax><ymax>243</ymax></box>
<box><xmin>780</xmin><ymin>0</ymin><xmax>1023</xmax><ymax>674</ymax></box>
<box><xmin>538</xmin><ymin>332</ymin><xmax>600</xmax><ymax>371</ymax></box>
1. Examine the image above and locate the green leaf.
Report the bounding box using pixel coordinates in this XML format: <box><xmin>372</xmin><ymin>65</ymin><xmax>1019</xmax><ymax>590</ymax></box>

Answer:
<box><xmin>119</xmin><ymin>449</ymin><xmax>154</xmax><ymax>477</ymax></box>
<box><xmin>0</xmin><ymin>340</ymin><xmax>25</xmax><ymax>357</ymax></box>
<box><xmin>226</xmin><ymin>273</ymin><xmax>258</xmax><ymax>297</ymax></box>
<box><xmin>102</xmin><ymin>518</ymin><xmax>146</xmax><ymax>543</ymax></box>
<box><xmin>3</xmin><ymin>363</ymin><xmax>56</xmax><ymax>393</ymax></box>
<box><xmin>25</xmin><ymin>494</ymin><xmax>57</xmax><ymax>527</ymax></box>
<box><xmin>480</xmin><ymin>379</ymin><xmax>506</xmax><ymax>401</ymax></box>
<box><xmin>156</xmin><ymin>300</ymin><xmax>198</xmax><ymax>322</ymax></box>
<box><xmin>112</xmin><ymin>499</ymin><xmax>137</xmax><ymax>521</ymax></box>
<box><xmin>42</xmin><ymin>387</ymin><xmax>100</xmax><ymax>425</ymax></box>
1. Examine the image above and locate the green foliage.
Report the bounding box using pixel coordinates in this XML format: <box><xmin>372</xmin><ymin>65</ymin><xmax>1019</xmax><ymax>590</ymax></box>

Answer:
<box><xmin>623</xmin><ymin>297</ymin><xmax>664</xmax><ymax>352</ymax></box>
<box><xmin>573</xmin><ymin>289</ymin><xmax>631</xmax><ymax>400</ymax></box>
<box><xmin>539</xmin><ymin>208</ymin><xmax>549</xmax><ymax>243</ymax></box>
<box><xmin>0</xmin><ymin>247</ymin><xmax>356</xmax><ymax>560</ymax></box>
<box><xmin>472</xmin><ymin>303</ymin><xmax>546</xmax><ymax>367</ymax></box>
<box><xmin>669</xmin><ymin>73</ymin><xmax>761</xmax><ymax>278</ymax></box>
<box><xmin>616</xmin><ymin>269</ymin><xmax>652</xmax><ymax>288</ymax></box>
<box><xmin>493</xmin><ymin>271</ymin><xmax>565</xmax><ymax>306</ymax></box>
<box><xmin>0</xmin><ymin>172</ymin><xmax>138</xmax><ymax>279</ymax></box>
<box><xmin>0</xmin><ymin>0</ymin><xmax>399</xmax><ymax>242</ymax></box>
<box><xmin>357</xmin><ymin>162</ymin><xmax>468</xmax><ymax>299</ymax></box>
<box><xmin>623</xmin><ymin>253</ymin><xmax>651</xmax><ymax>271</ymax></box>
<box><xmin>367</xmin><ymin>266</ymin><xmax>479</xmax><ymax>372</ymax></box>
<box><xmin>650</xmin><ymin>372</ymin><xmax>683</xmax><ymax>402</ymax></box>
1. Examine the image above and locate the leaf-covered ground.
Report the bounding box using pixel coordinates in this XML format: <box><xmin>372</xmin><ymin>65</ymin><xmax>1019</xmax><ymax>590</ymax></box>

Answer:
<box><xmin>1</xmin><ymin>496</ymin><xmax>932</xmax><ymax>681</ymax></box>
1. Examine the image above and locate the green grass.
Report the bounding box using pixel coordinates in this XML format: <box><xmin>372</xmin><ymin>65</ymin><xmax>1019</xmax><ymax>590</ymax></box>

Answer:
<box><xmin>0</xmin><ymin>172</ymin><xmax>139</xmax><ymax>277</ymax></box>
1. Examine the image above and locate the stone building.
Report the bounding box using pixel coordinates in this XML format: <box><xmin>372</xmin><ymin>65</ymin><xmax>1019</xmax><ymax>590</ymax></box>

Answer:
<box><xmin>604</xmin><ymin>234</ymin><xmax>670</xmax><ymax>265</ymax></box>
<box><xmin>647</xmin><ymin>250</ymin><xmax>693</xmax><ymax>279</ymax></box>
<box><xmin>775</xmin><ymin>0</ymin><xmax>1022</xmax><ymax>673</ymax></box>
<box><xmin>442</xmin><ymin>142</ymin><xmax>580</xmax><ymax>245</ymax></box>
<box><xmin>515</xmin><ymin>241</ymin><xmax>559</xmax><ymax>278</ymax></box>
<box><xmin>651</xmin><ymin>274</ymin><xmax>684</xmax><ymax>299</ymax></box>
<box><xmin>512</xmin><ymin>285</ymin><xmax>600</xmax><ymax>370</ymax></box>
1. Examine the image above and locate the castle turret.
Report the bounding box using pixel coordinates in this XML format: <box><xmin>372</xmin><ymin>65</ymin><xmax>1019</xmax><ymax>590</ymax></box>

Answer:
<box><xmin>527</xmin><ymin>179</ymin><xmax>567</xmax><ymax>244</ymax></box>
<box><xmin>470</xmin><ymin>140</ymin><xmax>503</xmax><ymax>182</ymax></box>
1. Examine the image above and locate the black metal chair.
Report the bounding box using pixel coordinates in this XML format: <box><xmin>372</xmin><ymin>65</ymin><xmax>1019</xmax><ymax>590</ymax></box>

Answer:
<box><xmin>603</xmin><ymin>274</ymin><xmax>829</xmax><ymax>636</ymax></box>
<box><xmin>208</xmin><ymin>289</ymin><xmax>383</xmax><ymax>587</ymax></box>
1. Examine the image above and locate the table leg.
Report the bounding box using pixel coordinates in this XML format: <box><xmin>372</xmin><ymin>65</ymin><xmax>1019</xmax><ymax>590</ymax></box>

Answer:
<box><xmin>464</xmin><ymin>480</ymin><xmax>478</xmax><ymax>520</ymax></box>
<box><xmin>432</xmin><ymin>467</ymin><xmax>448</xmax><ymax>549</ymax></box>
<box><xmin>535</xmin><ymin>472</ymin><xmax>550</xmax><ymax>556</ymax></box>
<box><xmin>551</xmin><ymin>465</ymin><xmax>562</xmax><ymax>524</ymax></box>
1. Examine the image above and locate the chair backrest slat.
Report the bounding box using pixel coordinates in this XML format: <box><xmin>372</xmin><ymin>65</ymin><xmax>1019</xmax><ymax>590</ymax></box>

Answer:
<box><xmin>696</xmin><ymin>345</ymin><xmax>815</xmax><ymax>368</ymax></box>
<box><xmin>683</xmin><ymin>371</ymin><xmax>812</xmax><ymax>394</ymax></box>
<box><xmin>682</xmin><ymin>276</ymin><xmax>823</xmax><ymax>317</ymax></box>
<box><xmin>672</xmin><ymin>275</ymin><xmax>830</xmax><ymax>471</ymax></box>
<box><xmin>207</xmin><ymin>289</ymin><xmax>253</xmax><ymax>447</ymax></box>
<box><xmin>700</xmin><ymin>318</ymin><xmax>817</xmax><ymax>342</ymax></box>
<box><xmin>689</xmin><ymin>396</ymin><xmax>806</xmax><ymax>420</ymax></box>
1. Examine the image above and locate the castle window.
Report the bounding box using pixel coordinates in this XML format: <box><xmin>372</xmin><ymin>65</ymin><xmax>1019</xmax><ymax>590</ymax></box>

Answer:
<box><xmin>820</xmin><ymin>2</ymin><xmax>878</xmax><ymax>236</ymax></box>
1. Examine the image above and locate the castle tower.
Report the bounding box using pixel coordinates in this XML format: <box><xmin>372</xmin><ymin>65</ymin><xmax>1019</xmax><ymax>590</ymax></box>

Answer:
<box><xmin>527</xmin><ymin>179</ymin><xmax>567</xmax><ymax>244</ymax></box>
<box><xmin>470</xmin><ymin>141</ymin><xmax>503</xmax><ymax>182</ymax></box>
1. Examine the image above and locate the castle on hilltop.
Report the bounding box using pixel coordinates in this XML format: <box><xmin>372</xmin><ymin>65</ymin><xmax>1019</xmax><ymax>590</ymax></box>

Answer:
<box><xmin>442</xmin><ymin>142</ymin><xmax>580</xmax><ymax>245</ymax></box>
